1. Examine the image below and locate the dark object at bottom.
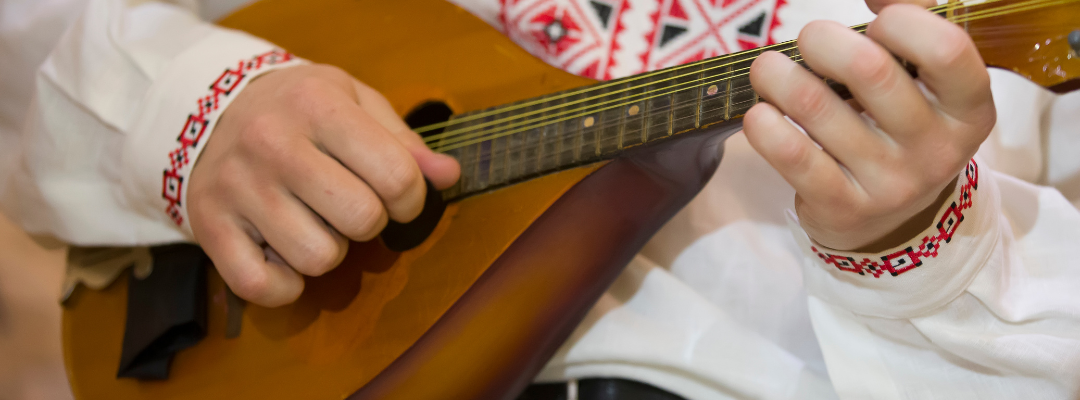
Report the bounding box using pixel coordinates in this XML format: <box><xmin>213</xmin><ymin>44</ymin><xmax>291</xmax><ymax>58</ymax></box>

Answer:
<box><xmin>518</xmin><ymin>378</ymin><xmax>687</xmax><ymax>400</ymax></box>
<box><xmin>116</xmin><ymin>244</ymin><xmax>209</xmax><ymax>379</ymax></box>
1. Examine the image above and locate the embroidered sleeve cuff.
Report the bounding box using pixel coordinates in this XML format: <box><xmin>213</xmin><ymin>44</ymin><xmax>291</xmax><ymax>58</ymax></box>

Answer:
<box><xmin>122</xmin><ymin>28</ymin><xmax>305</xmax><ymax>241</ymax></box>
<box><xmin>791</xmin><ymin>159</ymin><xmax>1003</xmax><ymax>318</ymax></box>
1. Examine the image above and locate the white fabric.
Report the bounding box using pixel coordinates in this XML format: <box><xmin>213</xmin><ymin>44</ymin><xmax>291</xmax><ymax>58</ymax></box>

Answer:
<box><xmin>2</xmin><ymin>1</ymin><xmax>1079</xmax><ymax>399</ymax></box>
<box><xmin>0</xmin><ymin>0</ymin><xmax>299</xmax><ymax>245</ymax></box>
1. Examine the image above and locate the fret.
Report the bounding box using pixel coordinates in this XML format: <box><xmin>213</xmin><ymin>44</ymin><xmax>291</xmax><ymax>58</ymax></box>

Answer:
<box><xmin>442</xmin><ymin>44</ymin><xmax>823</xmax><ymax>200</ymax></box>
<box><xmin>643</xmin><ymin>70</ymin><xmax>674</xmax><ymax>142</ymax></box>
<box><xmin>596</xmin><ymin>85</ymin><xmax>625</xmax><ymax>155</ymax></box>
<box><xmin>506</xmin><ymin>112</ymin><xmax>527</xmax><ymax>182</ymax></box>
<box><xmin>481</xmin><ymin>113</ymin><xmax>504</xmax><ymax>190</ymax></box>
<box><xmin>558</xmin><ymin>114</ymin><xmax>580</xmax><ymax>166</ymax></box>
<box><xmin>572</xmin><ymin>91</ymin><xmax>601</xmax><ymax>160</ymax></box>
<box><xmin>490</xmin><ymin>133</ymin><xmax>509</xmax><ymax>185</ymax></box>
<box><xmin>727</xmin><ymin>49</ymin><xmax>759</xmax><ymax>118</ymax></box>
<box><xmin>670</xmin><ymin>63</ymin><xmax>702</xmax><ymax>134</ymax></box>
<box><xmin>699</xmin><ymin>57</ymin><xmax>730</xmax><ymax>126</ymax></box>
<box><xmin>490</xmin><ymin>107</ymin><xmax>515</xmax><ymax>187</ymax></box>
<box><xmin>542</xmin><ymin>95</ymin><xmax>575</xmax><ymax>167</ymax></box>
<box><xmin>724</xmin><ymin>62</ymin><xmax>733</xmax><ymax>120</ymax></box>
<box><xmin>538</xmin><ymin>113</ymin><xmax>560</xmax><ymax>172</ymax></box>
<box><xmin>442</xmin><ymin>146</ymin><xmax>463</xmax><ymax>198</ymax></box>
<box><xmin>459</xmin><ymin>141</ymin><xmax>480</xmax><ymax>193</ymax></box>
<box><xmin>619</xmin><ymin>79</ymin><xmax>646</xmax><ymax>148</ymax></box>
<box><xmin>521</xmin><ymin>113</ymin><xmax>542</xmax><ymax>178</ymax></box>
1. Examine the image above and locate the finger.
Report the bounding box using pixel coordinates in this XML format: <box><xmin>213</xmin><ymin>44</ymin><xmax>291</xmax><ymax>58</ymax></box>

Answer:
<box><xmin>313</xmin><ymin>98</ymin><xmax>427</xmax><ymax>223</ymax></box>
<box><xmin>243</xmin><ymin>185</ymin><xmax>349</xmax><ymax>277</ymax></box>
<box><xmin>196</xmin><ymin>214</ymin><xmax>305</xmax><ymax>307</ymax></box>
<box><xmin>865</xmin><ymin>0</ymin><xmax>935</xmax><ymax>14</ymax></box>
<box><xmin>750</xmin><ymin>50</ymin><xmax>886</xmax><ymax>176</ymax></box>
<box><xmin>353</xmin><ymin>81</ymin><xmax>461</xmax><ymax>190</ymax></box>
<box><xmin>281</xmin><ymin>143</ymin><xmax>389</xmax><ymax>242</ymax></box>
<box><xmin>868</xmin><ymin>4</ymin><xmax>993</xmax><ymax>125</ymax></box>
<box><xmin>798</xmin><ymin>20</ymin><xmax>939</xmax><ymax>140</ymax></box>
<box><xmin>743</xmin><ymin>102</ymin><xmax>864</xmax><ymax>208</ymax></box>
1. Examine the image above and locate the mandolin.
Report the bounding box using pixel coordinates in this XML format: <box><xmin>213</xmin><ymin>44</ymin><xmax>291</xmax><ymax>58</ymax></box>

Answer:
<box><xmin>62</xmin><ymin>0</ymin><xmax>1079</xmax><ymax>398</ymax></box>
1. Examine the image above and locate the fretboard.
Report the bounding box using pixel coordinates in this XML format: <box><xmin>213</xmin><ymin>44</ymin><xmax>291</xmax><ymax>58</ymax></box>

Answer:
<box><xmin>432</xmin><ymin>42</ymin><xmax>834</xmax><ymax>200</ymax></box>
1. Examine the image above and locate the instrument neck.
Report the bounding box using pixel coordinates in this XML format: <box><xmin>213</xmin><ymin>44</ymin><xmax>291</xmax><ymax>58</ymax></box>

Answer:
<box><xmin>437</xmin><ymin>47</ymin><xmax>790</xmax><ymax>199</ymax></box>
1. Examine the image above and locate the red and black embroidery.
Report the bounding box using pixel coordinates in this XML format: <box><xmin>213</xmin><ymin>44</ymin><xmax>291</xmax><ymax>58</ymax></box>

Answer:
<box><xmin>162</xmin><ymin>50</ymin><xmax>294</xmax><ymax>226</ymax></box>
<box><xmin>810</xmin><ymin>159</ymin><xmax>980</xmax><ymax>278</ymax></box>
<box><xmin>492</xmin><ymin>0</ymin><xmax>785</xmax><ymax>80</ymax></box>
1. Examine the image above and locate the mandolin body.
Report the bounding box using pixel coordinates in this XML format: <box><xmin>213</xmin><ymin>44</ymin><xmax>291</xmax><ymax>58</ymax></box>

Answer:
<box><xmin>61</xmin><ymin>1</ymin><xmax>732</xmax><ymax>399</ymax></box>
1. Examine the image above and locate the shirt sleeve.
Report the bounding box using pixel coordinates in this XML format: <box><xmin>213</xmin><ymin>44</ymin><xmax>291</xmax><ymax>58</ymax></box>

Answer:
<box><xmin>0</xmin><ymin>0</ymin><xmax>303</xmax><ymax>246</ymax></box>
<box><xmin>791</xmin><ymin>71</ymin><xmax>1080</xmax><ymax>398</ymax></box>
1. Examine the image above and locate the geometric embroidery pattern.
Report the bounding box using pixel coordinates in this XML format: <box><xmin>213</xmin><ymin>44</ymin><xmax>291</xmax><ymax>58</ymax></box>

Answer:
<box><xmin>482</xmin><ymin>0</ymin><xmax>784</xmax><ymax>80</ymax></box>
<box><xmin>162</xmin><ymin>49</ymin><xmax>295</xmax><ymax>225</ymax></box>
<box><xmin>810</xmin><ymin>159</ymin><xmax>979</xmax><ymax>278</ymax></box>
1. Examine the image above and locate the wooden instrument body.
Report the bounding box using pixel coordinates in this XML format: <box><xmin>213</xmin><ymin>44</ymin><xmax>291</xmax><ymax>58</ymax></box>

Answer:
<box><xmin>62</xmin><ymin>0</ymin><xmax>734</xmax><ymax>398</ymax></box>
<box><xmin>63</xmin><ymin>0</ymin><xmax>1080</xmax><ymax>398</ymax></box>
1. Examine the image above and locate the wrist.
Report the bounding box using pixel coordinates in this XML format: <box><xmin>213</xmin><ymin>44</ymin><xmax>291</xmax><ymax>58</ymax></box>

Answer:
<box><xmin>849</xmin><ymin>176</ymin><xmax>959</xmax><ymax>253</ymax></box>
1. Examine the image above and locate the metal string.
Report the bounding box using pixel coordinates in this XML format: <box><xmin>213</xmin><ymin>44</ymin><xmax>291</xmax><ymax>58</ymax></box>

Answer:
<box><xmin>415</xmin><ymin>0</ymin><xmax>988</xmax><ymax>138</ymax></box>
<box><xmin>424</xmin><ymin>0</ymin><xmax>1067</xmax><ymax>154</ymax></box>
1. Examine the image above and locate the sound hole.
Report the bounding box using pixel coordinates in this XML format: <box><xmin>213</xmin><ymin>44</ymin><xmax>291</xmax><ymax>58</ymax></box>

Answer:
<box><xmin>404</xmin><ymin>101</ymin><xmax>454</xmax><ymax>137</ymax></box>
<box><xmin>380</xmin><ymin>101</ymin><xmax>453</xmax><ymax>251</ymax></box>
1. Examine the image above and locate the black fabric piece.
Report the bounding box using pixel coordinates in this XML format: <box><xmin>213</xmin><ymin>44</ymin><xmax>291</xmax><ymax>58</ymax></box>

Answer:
<box><xmin>117</xmin><ymin>244</ymin><xmax>208</xmax><ymax>380</ymax></box>
<box><xmin>381</xmin><ymin>179</ymin><xmax>446</xmax><ymax>252</ymax></box>
<box><xmin>518</xmin><ymin>378</ymin><xmax>687</xmax><ymax>400</ymax></box>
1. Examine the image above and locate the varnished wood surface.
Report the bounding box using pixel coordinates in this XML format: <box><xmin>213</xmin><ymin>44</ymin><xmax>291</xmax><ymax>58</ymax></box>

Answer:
<box><xmin>218</xmin><ymin>0</ymin><xmax>595</xmax><ymax>116</ymax></box>
<box><xmin>64</xmin><ymin>162</ymin><xmax>604</xmax><ymax>399</ymax></box>
<box><xmin>350</xmin><ymin>122</ymin><xmax>738</xmax><ymax>400</ymax></box>
<box><xmin>64</xmin><ymin>2</ymin><xmax>611</xmax><ymax>397</ymax></box>
<box><xmin>963</xmin><ymin>0</ymin><xmax>1080</xmax><ymax>92</ymax></box>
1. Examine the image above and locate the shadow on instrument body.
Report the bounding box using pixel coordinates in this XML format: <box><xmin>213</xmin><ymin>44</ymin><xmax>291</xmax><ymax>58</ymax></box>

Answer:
<box><xmin>62</xmin><ymin>0</ymin><xmax>739</xmax><ymax>398</ymax></box>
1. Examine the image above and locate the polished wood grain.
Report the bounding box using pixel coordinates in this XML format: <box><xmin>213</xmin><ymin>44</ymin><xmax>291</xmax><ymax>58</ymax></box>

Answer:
<box><xmin>961</xmin><ymin>0</ymin><xmax>1080</xmax><ymax>92</ymax></box>
<box><xmin>63</xmin><ymin>0</ymin><xmax>1080</xmax><ymax>398</ymax></box>
<box><xmin>64</xmin><ymin>1</ymin><xmax>611</xmax><ymax>398</ymax></box>
<box><xmin>64</xmin><ymin>161</ymin><xmax>605</xmax><ymax>399</ymax></box>
<box><xmin>219</xmin><ymin>0</ymin><xmax>595</xmax><ymax>117</ymax></box>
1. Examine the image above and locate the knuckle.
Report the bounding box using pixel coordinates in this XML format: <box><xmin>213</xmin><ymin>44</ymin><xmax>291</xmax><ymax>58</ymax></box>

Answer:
<box><xmin>928</xmin><ymin>27</ymin><xmax>972</xmax><ymax>70</ymax></box>
<box><xmin>230</xmin><ymin>269</ymin><xmax>273</xmax><ymax>302</ymax></box>
<box><xmin>337</xmin><ymin>200</ymin><xmax>385</xmax><ymax>240</ymax></box>
<box><xmin>311</xmin><ymin>64</ymin><xmax>352</xmax><ymax>82</ymax></box>
<box><xmin>378</xmin><ymin>158</ymin><xmax>423</xmax><ymax>204</ymax></box>
<box><xmin>799</xmin><ymin>21</ymin><xmax>831</xmax><ymax>45</ymax></box>
<box><xmin>238</xmin><ymin>115</ymin><xmax>292</xmax><ymax>162</ymax></box>
<box><xmin>774</xmin><ymin>137</ymin><xmax>811</xmax><ymax>169</ymax></box>
<box><xmin>790</xmin><ymin>83</ymin><xmax>833</xmax><ymax>120</ymax></box>
<box><xmin>289</xmin><ymin>76</ymin><xmax>332</xmax><ymax>104</ymax></box>
<box><xmin>215</xmin><ymin>159</ymin><xmax>252</xmax><ymax>197</ymax></box>
<box><xmin>294</xmin><ymin>236</ymin><xmax>342</xmax><ymax>276</ymax></box>
<box><xmin>850</xmin><ymin>46</ymin><xmax>897</xmax><ymax>92</ymax></box>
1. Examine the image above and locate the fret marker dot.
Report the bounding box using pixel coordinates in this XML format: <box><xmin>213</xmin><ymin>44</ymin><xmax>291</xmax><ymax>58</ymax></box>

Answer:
<box><xmin>628</xmin><ymin>105</ymin><xmax>640</xmax><ymax>116</ymax></box>
<box><xmin>706</xmin><ymin>85</ymin><xmax>719</xmax><ymax>96</ymax></box>
<box><xmin>583</xmin><ymin>116</ymin><xmax>595</xmax><ymax>128</ymax></box>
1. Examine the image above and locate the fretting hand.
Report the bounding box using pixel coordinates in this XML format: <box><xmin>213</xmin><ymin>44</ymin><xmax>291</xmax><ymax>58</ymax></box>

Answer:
<box><xmin>188</xmin><ymin>64</ymin><xmax>460</xmax><ymax>307</ymax></box>
<box><xmin>743</xmin><ymin>3</ymin><xmax>995</xmax><ymax>252</ymax></box>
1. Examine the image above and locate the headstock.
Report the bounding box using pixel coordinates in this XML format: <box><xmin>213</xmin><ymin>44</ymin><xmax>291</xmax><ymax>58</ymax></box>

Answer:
<box><xmin>953</xmin><ymin>0</ymin><xmax>1080</xmax><ymax>93</ymax></box>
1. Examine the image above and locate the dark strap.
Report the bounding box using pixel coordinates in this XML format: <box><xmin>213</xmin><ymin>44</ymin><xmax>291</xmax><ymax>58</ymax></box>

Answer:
<box><xmin>518</xmin><ymin>378</ymin><xmax>686</xmax><ymax>400</ymax></box>
<box><xmin>116</xmin><ymin>244</ymin><xmax>208</xmax><ymax>379</ymax></box>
